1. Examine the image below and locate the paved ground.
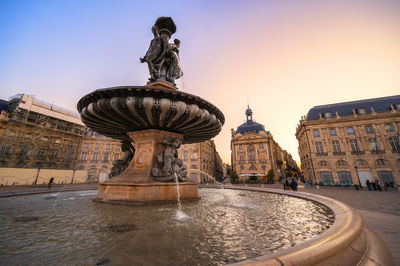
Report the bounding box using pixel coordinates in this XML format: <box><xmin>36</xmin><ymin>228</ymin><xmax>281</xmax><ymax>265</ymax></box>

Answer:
<box><xmin>299</xmin><ymin>186</ymin><xmax>400</xmax><ymax>265</ymax></box>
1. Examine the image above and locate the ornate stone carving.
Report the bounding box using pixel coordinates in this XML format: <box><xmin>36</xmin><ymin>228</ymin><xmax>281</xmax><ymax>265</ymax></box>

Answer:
<box><xmin>140</xmin><ymin>17</ymin><xmax>183</xmax><ymax>85</ymax></box>
<box><xmin>151</xmin><ymin>137</ymin><xmax>187</xmax><ymax>182</ymax></box>
<box><xmin>110</xmin><ymin>141</ymin><xmax>135</xmax><ymax>177</ymax></box>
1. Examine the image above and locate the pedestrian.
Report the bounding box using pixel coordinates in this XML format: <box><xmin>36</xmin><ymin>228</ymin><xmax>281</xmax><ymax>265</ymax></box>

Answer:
<box><xmin>48</xmin><ymin>177</ymin><xmax>54</xmax><ymax>189</ymax></box>
<box><xmin>375</xmin><ymin>179</ymin><xmax>382</xmax><ymax>191</ymax></box>
<box><xmin>284</xmin><ymin>180</ymin><xmax>290</xmax><ymax>190</ymax></box>
<box><xmin>366</xmin><ymin>180</ymin><xmax>372</xmax><ymax>191</ymax></box>
<box><xmin>290</xmin><ymin>178</ymin><xmax>298</xmax><ymax>191</ymax></box>
<box><xmin>371</xmin><ymin>180</ymin><xmax>377</xmax><ymax>191</ymax></box>
<box><xmin>304</xmin><ymin>180</ymin><xmax>308</xmax><ymax>188</ymax></box>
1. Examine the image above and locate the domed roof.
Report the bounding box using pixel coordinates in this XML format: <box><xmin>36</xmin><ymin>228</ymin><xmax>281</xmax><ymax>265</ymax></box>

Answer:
<box><xmin>236</xmin><ymin>105</ymin><xmax>265</xmax><ymax>134</ymax></box>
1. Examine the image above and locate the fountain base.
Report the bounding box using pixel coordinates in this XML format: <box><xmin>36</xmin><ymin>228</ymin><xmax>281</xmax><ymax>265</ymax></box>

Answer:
<box><xmin>95</xmin><ymin>182</ymin><xmax>199</xmax><ymax>205</ymax></box>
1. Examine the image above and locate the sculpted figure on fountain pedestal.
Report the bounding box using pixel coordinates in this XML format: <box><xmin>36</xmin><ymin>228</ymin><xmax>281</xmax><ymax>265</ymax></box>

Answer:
<box><xmin>140</xmin><ymin>17</ymin><xmax>183</xmax><ymax>85</ymax></box>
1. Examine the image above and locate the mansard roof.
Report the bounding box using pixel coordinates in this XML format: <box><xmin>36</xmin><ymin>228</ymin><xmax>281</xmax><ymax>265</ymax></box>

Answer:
<box><xmin>306</xmin><ymin>95</ymin><xmax>400</xmax><ymax>120</ymax></box>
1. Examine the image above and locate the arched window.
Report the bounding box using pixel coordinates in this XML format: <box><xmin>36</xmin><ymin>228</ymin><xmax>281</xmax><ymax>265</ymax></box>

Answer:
<box><xmin>377</xmin><ymin>159</ymin><xmax>385</xmax><ymax>166</ymax></box>
<box><xmin>337</xmin><ymin>160</ymin><xmax>347</xmax><ymax>167</ymax></box>
<box><xmin>320</xmin><ymin>161</ymin><xmax>327</xmax><ymax>167</ymax></box>
<box><xmin>240</xmin><ymin>166</ymin><xmax>244</xmax><ymax>171</ymax></box>
<box><xmin>356</xmin><ymin>159</ymin><xmax>367</xmax><ymax>166</ymax></box>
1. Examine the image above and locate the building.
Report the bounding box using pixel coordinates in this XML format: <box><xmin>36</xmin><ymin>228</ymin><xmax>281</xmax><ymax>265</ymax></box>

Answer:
<box><xmin>0</xmin><ymin>94</ymin><xmax>124</xmax><ymax>183</ymax></box>
<box><xmin>231</xmin><ymin>106</ymin><xmax>298</xmax><ymax>182</ymax></box>
<box><xmin>0</xmin><ymin>94</ymin><xmax>86</xmax><ymax>169</ymax></box>
<box><xmin>178</xmin><ymin>140</ymin><xmax>224</xmax><ymax>183</ymax></box>
<box><xmin>296</xmin><ymin>95</ymin><xmax>400</xmax><ymax>186</ymax></box>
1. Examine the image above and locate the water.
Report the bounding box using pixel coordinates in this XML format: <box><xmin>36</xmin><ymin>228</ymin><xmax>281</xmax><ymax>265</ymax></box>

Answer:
<box><xmin>0</xmin><ymin>189</ymin><xmax>334</xmax><ymax>265</ymax></box>
<box><xmin>174</xmin><ymin>173</ymin><xmax>188</xmax><ymax>220</ymax></box>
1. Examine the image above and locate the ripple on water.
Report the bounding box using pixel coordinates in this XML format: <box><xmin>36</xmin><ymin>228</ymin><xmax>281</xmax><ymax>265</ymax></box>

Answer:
<box><xmin>0</xmin><ymin>189</ymin><xmax>334</xmax><ymax>265</ymax></box>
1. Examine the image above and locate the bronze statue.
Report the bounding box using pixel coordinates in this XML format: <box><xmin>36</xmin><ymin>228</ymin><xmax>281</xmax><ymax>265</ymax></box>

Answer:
<box><xmin>110</xmin><ymin>141</ymin><xmax>135</xmax><ymax>178</ymax></box>
<box><xmin>140</xmin><ymin>17</ymin><xmax>183</xmax><ymax>85</ymax></box>
<box><xmin>151</xmin><ymin>137</ymin><xmax>187</xmax><ymax>182</ymax></box>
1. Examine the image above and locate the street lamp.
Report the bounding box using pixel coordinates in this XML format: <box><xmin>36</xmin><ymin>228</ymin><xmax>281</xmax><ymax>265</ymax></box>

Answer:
<box><xmin>354</xmin><ymin>166</ymin><xmax>362</xmax><ymax>189</ymax></box>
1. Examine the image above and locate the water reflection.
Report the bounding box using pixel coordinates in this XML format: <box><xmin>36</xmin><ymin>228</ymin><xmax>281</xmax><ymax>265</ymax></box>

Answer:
<box><xmin>0</xmin><ymin>188</ymin><xmax>334</xmax><ymax>265</ymax></box>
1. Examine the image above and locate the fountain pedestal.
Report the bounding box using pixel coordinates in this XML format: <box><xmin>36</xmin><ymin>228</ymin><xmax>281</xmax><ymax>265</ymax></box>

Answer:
<box><xmin>95</xmin><ymin>129</ymin><xmax>199</xmax><ymax>205</ymax></box>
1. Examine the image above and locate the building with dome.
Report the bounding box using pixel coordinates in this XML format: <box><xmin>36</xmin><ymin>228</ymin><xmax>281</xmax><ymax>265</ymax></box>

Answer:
<box><xmin>231</xmin><ymin>106</ymin><xmax>298</xmax><ymax>182</ymax></box>
<box><xmin>296</xmin><ymin>95</ymin><xmax>400</xmax><ymax>186</ymax></box>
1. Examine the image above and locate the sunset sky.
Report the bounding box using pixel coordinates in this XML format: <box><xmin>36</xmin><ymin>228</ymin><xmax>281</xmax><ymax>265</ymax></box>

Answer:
<box><xmin>1</xmin><ymin>0</ymin><xmax>399</xmax><ymax>164</ymax></box>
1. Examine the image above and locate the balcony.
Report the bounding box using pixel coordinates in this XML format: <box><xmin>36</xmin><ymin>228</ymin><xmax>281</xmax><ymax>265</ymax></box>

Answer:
<box><xmin>351</xmin><ymin>151</ymin><xmax>365</xmax><ymax>155</ymax></box>
<box><xmin>332</xmin><ymin>152</ymin><xmax>346</xmax><ymax>156</ymax></box>
<box><xmin>316</xmin><ymin>153</ymin><xmax>328</xmax><ymax>157</ymax></box>
<box><xmin>391</xmin><ymin>150</ymin><xmax>400</xmax><ymax>154</ymax></box>
<box><xmin>370</xmin><ymin>150</ymin><xmax>385</xmax><ymax>155</ymax></box>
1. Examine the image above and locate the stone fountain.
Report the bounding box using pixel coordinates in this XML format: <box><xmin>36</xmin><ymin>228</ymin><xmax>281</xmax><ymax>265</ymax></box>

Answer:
<box><xmin>77</xmin><ymin>17</ymin><xmax>224</xmax><ymax>205</ymax></box>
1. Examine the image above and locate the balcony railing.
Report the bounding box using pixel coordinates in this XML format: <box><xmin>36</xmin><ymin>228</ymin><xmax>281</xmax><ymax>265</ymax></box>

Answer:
<box><xmin>332</xmin><ymin>152</ymin><xmax>346</xmax><ymax>156</ymax></box>
<box><xmin>316</xmin><ymin>153</ymin><xmax>328</xmax><ymax>157</ymax></box>
<box><xmin>370</xmin><ymin>150</ymin><xmax>385</xmax><ymax>154</ymax></box>
<box><xmin>351</xmin><ymin>151</ymin><xmax>365</xmax><ymax>155</ymax></box>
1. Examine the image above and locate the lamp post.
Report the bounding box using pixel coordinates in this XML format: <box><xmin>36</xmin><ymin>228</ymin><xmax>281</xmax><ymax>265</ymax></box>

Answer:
<box><xmin>355</xmin><ymin>166</ymin><xmax>362</xmax><ymax>189</ymax></box>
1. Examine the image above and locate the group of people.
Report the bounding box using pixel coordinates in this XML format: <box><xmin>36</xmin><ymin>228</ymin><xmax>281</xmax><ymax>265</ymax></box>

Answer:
<box><xmin>365</xmin><ymin>179</ymin><xmax>382</xmax><ymax>191</ymax></box>
<box><xmin>284</xmin><ymin>178</ymin><xmax>298</xmax><ymax>191</ymax></box>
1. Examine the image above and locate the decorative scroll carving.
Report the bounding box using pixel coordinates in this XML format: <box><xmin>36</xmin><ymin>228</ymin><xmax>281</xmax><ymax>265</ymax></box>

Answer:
<box><xmin>110</xmin><ymin>141</ymin><xmax>135</xmax><ymax>178</ymax></box>
<box><xmin>151</xmin><ymin>137</ymin><xmax>187</xmax><ymax>182</ymax></box>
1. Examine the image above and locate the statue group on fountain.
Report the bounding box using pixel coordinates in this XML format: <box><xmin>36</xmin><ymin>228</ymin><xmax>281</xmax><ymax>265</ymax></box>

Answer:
<box><xmin>140</xmin><ymin>17</ymin><xmax>183</xmax><ymax>85</ymax></box>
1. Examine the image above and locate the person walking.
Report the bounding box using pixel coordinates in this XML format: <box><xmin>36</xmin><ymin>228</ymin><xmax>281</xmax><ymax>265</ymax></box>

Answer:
<box><xmin>48</xmin><ymin>177</ymin><xmax>54</xmax><ymax>189</ymax></box>
<box><xmin>366</xmin><ymin>180</ymin><xmax>372</xmax><ymax>191</ymax></box>
<box><xmin>284</xmin><ymin>180</ymin><xmax>290</xmax><ymax>190</ymax></box>
<box><xmin>290</xmin><ymin>178</ymin><xmax>298</xmax><ymax>191</ymax></box>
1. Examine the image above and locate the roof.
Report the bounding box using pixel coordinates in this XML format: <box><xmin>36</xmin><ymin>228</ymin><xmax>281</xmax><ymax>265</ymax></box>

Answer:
<box><xmin>306</xmin><ymin>95</ymin><xmax>400</xmax><ymax>120</ymax></box>
<box><xmin>236</xmin><ymin>121</ymin><xmax>265</xmax><ymax>134</ymax></box>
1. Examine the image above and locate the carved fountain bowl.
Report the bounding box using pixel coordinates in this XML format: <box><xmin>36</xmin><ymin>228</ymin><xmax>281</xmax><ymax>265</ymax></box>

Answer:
<box><xmin>77</xmin><ymin>86</ymin><xmax>225</xmax><ymax>143</ymax></box>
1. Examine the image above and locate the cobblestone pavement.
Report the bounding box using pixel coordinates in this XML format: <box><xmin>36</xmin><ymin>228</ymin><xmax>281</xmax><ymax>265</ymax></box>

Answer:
<box><xmin>300</xmin><ymin>187</ymin><xmax>400</xmax><ymax>265</ymax></box>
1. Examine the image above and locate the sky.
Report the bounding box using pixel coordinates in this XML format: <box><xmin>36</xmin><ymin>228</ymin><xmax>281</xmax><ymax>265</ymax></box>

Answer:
<box><xmin>1</xmin><ymin>0</ymin><xmax>399</xmax><ymax>164</ymax></box>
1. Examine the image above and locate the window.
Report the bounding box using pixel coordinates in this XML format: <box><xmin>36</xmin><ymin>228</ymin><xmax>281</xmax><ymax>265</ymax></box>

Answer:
<box><xmin>93</xmin><ymin>152</ymin><xmax>98</xmax><ymax>161</ymax></box>
<box><xmin>368</xmin><ymin>138</ymin><xmax>378</xmax><ymax>151</ymax></box>
<box><xmin>19</xmin><ymin>146</ymin><xmax>29</xmax><ymax>157</ymax></box>
<box><xmin>114</xmin><ymin>153</ymin><xmax>120</xmax><ymax>160</ymax></box>
<box><xmin>191</xmin><ymin>164</ymin><xmax>197</xmax><ymax>169</ymax></box>
<box><xmin>320</xmin><ymin>171</ymin><xmax>333</xmax><ymax>185</ymax></box>
<box><xmin>377</xmin><ymin>170</ymin><xmax>394</xmax><ymax>185</ymax></box>
<box><xmin>357</xmin><ymin>108</ymin><xmax>366</xmax><ymax>114</ymax></box>
<box><xmin>95</xmin><ymin>144</ymin><xmax>100</xmax><ymax>150</ymax></box>
<box><xmin>0</xmin><ymin>145</ymin><xmax>11</xmax><ymax>155</ymax></box>
<box><xmin>259</xmin><ymin>143</ymin><xmax>264</xmax><ymax>149</ymax></box>
<box><xmin>332</xmin><ymin>140</ymin><xmax>341</xmax><ymax>153</ymax></box>
<box><xmin>239</xmin><ymin>144</ymin><xmax>243</xmax><ymax>150</ymax></box>
<box><xmin>262</xmin><ymin>165</ymin><xmax>266</xmax><ymax>170</ymax></box>
<box><xmin>329</xmin><ymin>128</ymin><xmax>337</xmax><ymax>136</ymax></box>
<box><xmin>81</xmin><ymin>152</ymin><xmax>87</xmax><ymax>160</ymax></box>
<box><xmin>184</xmin><ymin>150</ymin><xmax>188</xmax><ymax>160</ymax></box>
<box><xmin>388</xmin><ymin>137</ymin><xmax>399</xmax><ymax>152</ymax></box>
<box><xmin>346</xmin><ymin>127</ymin><xmax>355</xmax><ymax>135</ymax></box>
<box><xmin>103</xmin><ymin>152</ymin><xmax>109</xmax><ymax>161</ymax></box>
<box><xmin>394</xmin><ymin>103</ymin><xmax>400</xmax><ymax>110</ymax></box>
<box><xmin>323</xmin><ymin>112</ymin><xmax>332</xmax><ymax>118</ymax></box>
<box><xmin>83</xmin><ymin>143</ymin><xmax>89</xmax><ymax>149</ymax></box>
<box><xmin>365</xmin><ymin>125</ymin><xmax>374</xmax><ymax>134</ymax></box>
<box><xmin>240</xmin><ymin>166</ymin><xmax>244</xmax><ymax>171</ymax></box>
<box><xmin>193</xmin><ymin>150</ymin><xmax>198</xmax><ymax>159</ymax></box>
<box><xmin>239</xmin><ymin>153</ymin><xmax>245</xmax><ymax>162</ymax></box>
<box><xmin>115</xmin><ymin>145</ymin><xmax>120</xmax><ymax>151</ymax></box>
<box><xmin>315</xmin><ymin>141</ymin><xmax>324</xmax><ymax>154</ymax></box>
<box><xmin>68</xmin><ymin>141</ymin><xmax>73</xmax><ymax>147</ymax></box>
<box><xmin>105</xmin><ymin>144</ymin><xmax>110</xmax><ymax>150</ymax></box>
<box><xmin>338</xmin><ymin>171</ymin><xmax>352</xmax><ymax>185</ymax></box>
<box><xmin>385</xmin><ymin>124</ymin><xmax>394</xmax><ymax>132</ymax></box>
<box><xmin>50</xmin><ymin>149</ymin><xmax>59</xmax><ymax>159</ymax></box>
<box><xmin>313</xmin><ymin>129</ymin><xmax>320</xmax><ymax>138</ymax></box>
<box><xmin>248</xmin><ymin>145</ymin><xmax>256</xmax><ymax>161</ymax></box>
<box><xmin>259</xmin><ymin>151</ymin><xmax>266</xmax><ymax>161</ymax></box>
<box><xmin>65</xmin><ymin>151</ymin><xmax>71</xmax><ymax>161</ymax></box>
<box><xmin>349</xmin><ymin>139</ymin><xmax>359</xmax><ymax>152</ymax></box>
<box><xmin>356</xmin><ymin>160</ymin><xmax>366</xmax><ymax>166</ymax></box>
<box><xmin>54</xmin><ymin>138</ymin><xmax>61</xmax><ymax>144</ymax></box>
<box><xmin>320</xmin><ymin>161</ymin><xmax>327</xmax><ymax>166</ymax></box>
<box><xmin>377</xmin><ymin>159</ymin><xmax>385</xmax><ymax>165</ymax></box>
<box><xmin>37</xmin><ymin>148</ymin><xmax>46</xmax><ymax>159</ymax></box>
<box><xmin>337</xmin><ymin>160</ymin><xmax>346</xmax><ymax>166</ymax></box>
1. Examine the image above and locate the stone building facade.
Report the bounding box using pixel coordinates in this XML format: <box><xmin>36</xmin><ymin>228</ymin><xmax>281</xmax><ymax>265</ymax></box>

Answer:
<box><xmin>0</xmin><ymin>94</ymin><xmax>123</xmax><ymax>182</ymax></box>
<box><xmin>231</xmin><ymin>106</ymin><xmax>298</xmax><ymax>182</ymax></box>
<box><xmin>178</xmin><ymin>140</ymin><xmax>224</xmax><ymax>183</ymax></box>
<box><xmin>296</xmin><ymin>95</ymin><xmax>400</xmax><ymax>186</ymax></box>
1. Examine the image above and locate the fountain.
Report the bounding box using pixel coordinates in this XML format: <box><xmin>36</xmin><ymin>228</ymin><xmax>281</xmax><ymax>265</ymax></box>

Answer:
<box><xmin>77</xmin><ymin>17</ymin><xmax>224</xmax><ymax>205</ymax></box>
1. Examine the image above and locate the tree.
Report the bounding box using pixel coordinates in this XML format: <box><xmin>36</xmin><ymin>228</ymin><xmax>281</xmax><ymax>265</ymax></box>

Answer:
<box><xmin>230</xmin><ymin>170</ymin><xmax>239</xmax><ymax>182</ymax></box>
<box><xmin>266</xmin><ymin>169</ymin><xmax>275</xmax><ymax>183</ymax></box>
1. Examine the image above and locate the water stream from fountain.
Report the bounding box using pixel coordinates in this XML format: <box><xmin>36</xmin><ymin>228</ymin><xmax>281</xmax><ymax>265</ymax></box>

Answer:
<box><xmin>192</xmin><ymin>169</ymin><xmax>224</xmax><ymax>189</ymax></box>
<box><xmin>174</xmin><ymin>173</ymin><xmax>188</xmax><ymax>220</ymax></box>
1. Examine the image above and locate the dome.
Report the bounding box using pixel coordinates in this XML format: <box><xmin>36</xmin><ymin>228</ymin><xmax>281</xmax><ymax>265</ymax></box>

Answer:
<box><xmin>236</xmin><ymin>105</ymin><xmax>265</xmax><ymax>134</ymax></box>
